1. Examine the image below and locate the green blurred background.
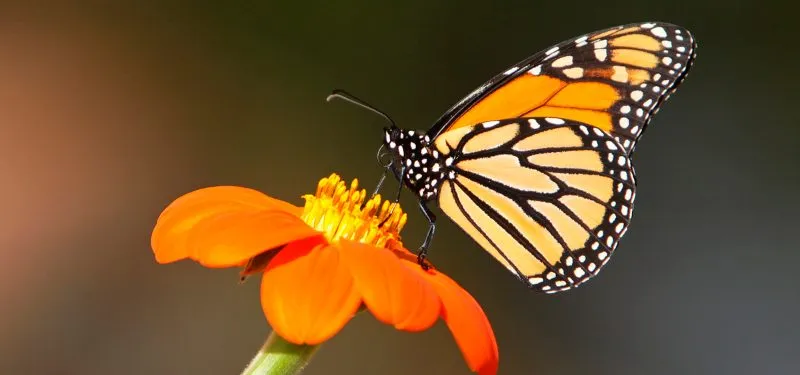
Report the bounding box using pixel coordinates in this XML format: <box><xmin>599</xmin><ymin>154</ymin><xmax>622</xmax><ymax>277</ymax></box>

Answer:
<box><xmin>2</xmin><ymin>1</ymin><xmax>798</xmax><ymax>374</ymax></box>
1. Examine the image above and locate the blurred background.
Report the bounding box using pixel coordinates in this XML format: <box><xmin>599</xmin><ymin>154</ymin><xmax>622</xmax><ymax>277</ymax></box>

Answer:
<box><xmin>1</xmin><ymin>1</ymin><xmax>798</xmax><ymax>374</ymax></box>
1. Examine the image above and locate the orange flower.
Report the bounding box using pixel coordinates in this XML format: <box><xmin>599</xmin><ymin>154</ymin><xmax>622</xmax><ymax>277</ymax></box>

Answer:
<box><xmin>151</xmin><ymin>174</ymin><xmax>499</xmax><ymax>375</ymax></box>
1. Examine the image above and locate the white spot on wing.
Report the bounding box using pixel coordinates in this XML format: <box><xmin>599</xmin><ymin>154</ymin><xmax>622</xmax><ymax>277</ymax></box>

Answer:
<box><xmin>594</xmin><ymin>48</ymin><xmax>607</xmax><ymax>62</ymax></box>
<box><xmin>545</xmin><ymin>117</ymin><xmax>565</xmax><ymax>125</ymax></box>
<box><xmin>563</xmin><ymin>67</ymin><xmax>584</xmax><ymax>79</ymax></box>
<box><xmin>551</xmin><ymin>55</ymin><xmax>574</xmax><ymax>68</ymax></box>
<box><xmin>611</xmin><ymin>66</ymin><xmax>628</xmax><ymax>83</ymax></box>
<box><xmin>650</xmin><ymin>27</ymin><xmax>667</xmax><ymax>38</ymax></box>
<box><xmin>503</xmin><ymin>66</ymin><xmax>520</xmax><ymax>75</ymax></box>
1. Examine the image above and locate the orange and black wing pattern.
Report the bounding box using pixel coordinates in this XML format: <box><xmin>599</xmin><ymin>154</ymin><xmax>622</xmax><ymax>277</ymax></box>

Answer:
<box><xmin>433</xmin><ymin>117</ymin><xmax>636</xmax><ymax>293</ymax></box>
<box><xmin>428</xmin><ymin>22</ymin><xmax>697</xmax><ymax>154</ymax></box>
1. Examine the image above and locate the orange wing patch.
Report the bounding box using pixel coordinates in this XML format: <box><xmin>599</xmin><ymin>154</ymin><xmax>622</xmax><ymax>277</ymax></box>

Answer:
<box><xmin>610</xmin><ymin>33</ymin><xmax>662</xmax><ymax>51</ymax></box>
<box><xmin>448</xmin><ymin>75</ymin><xmax>620</xmax><ymax>132</ymax></box>
<box><xmin>624</xmin><ymin>68</ymin><xmax>651</xmax><ymax>85</ymax></box>
<box><xmin>448</xmin><ymin>75</ymin><xmax>565</xmax><ymax>129</ymax></box>
<box><xmin>546</xmin><ymin>82</ymin><xmax>619</xmax><ymax>110</ymax></box>
<box><xmin>611</xmin><ymin>49</ymin><xmax>659</xmax><ymax>68</ymax></box>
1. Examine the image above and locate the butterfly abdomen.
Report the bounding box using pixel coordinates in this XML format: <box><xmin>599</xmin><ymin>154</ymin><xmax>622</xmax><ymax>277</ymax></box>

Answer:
<box><xmin>384</xmin><ymin>127</ymin><xmax>453</xmax><ymax>201</ymax></box>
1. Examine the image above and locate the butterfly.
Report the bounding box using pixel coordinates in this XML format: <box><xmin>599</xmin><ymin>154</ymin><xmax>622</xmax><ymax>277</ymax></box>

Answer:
<box><xmin>329</xmin><ymin>22</ymin><xmax>696</xmax><ymax>294</ymax></box>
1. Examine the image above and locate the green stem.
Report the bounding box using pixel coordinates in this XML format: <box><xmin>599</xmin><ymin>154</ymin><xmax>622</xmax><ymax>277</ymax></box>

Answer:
<box><xmin>240</xmin><ymin>332</ymin><xmax>320</xmax><ymax>375</ymax></box>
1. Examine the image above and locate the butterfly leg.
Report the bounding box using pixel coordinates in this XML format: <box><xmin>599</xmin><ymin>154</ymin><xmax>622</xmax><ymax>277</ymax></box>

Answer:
<box><xmin>370</xmin><ymin>169</ymin><xmax>388</xmax><ymax>199</ymax></box>
<box><xmin>379</xmin><ymin>166</ymin><xmax>405</xmax><ymax>227</ymax></box>
<box><xmin>417</xmin><ymin>201</ymin><xmax>437</xmax><ymax>270</ymax></box>
<box><xmin>391</xmin><ymin>169</ymin><xmax>404</xmax><ymax>202</ymax></box>
<box><xmin>384</xmin><ymin>166</ymin><xmax>404</xmax><ymax>215</ymax></box>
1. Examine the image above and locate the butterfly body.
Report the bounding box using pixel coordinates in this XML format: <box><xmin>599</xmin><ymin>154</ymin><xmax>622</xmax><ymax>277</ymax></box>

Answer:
<box><xmin>384</xmin><ymin>127</ymin><xmax>445</xmax><ymax>201</ymax></box>
<box><xmin>367</xmin><ymin>22</ymin><xmax>696</xmax><ymax>293</ymax></box>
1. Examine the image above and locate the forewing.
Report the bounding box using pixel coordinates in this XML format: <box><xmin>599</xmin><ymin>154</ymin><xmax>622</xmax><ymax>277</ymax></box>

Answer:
<box><xmin>429</xmin><ymin>22</ymin><xmax>697</xmax><ymax>155</ymax></box>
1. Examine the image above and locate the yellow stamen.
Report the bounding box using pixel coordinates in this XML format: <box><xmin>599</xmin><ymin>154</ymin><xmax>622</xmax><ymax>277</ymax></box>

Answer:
<box><xmin>300</xmin><ymin>173</ymin><xmax>407</xmax><ymax>247</ymax></box>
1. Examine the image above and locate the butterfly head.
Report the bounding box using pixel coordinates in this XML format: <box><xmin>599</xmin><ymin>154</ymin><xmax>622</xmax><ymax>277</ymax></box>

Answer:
<box><xmin>383</xmin><ymin>127</ymin><xmax>446</xmax><ymax>201</ymax></box>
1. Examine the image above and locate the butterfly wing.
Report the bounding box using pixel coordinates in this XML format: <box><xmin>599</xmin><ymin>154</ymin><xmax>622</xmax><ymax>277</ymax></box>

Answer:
<box><xmin>433</xmin><ymin>117</ymin><xmax>636</xmax><ymax>293</ymax></box>
<box><xmin>428</xmin><ymin>22</ymin><xmax>697</xmax><ymax>154</ymax></box>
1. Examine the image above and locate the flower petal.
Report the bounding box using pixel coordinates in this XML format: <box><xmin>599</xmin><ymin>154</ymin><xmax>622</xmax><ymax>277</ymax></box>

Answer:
<box><xmin>261</xmin><ymin>239</ymin><xmax>361</xmax><ymax>345</ymax></box>
<box><xmin>188</xmin><ymin>209</ymin><xmax>321</xmax><ymax>268</ymax></box>
<box><xmin>151</xmin><ymin>186</ymin><xmax>301</xmax><ymax>263</ymax></box>
<box><xmin>415</xmin><ymin>268</ymin><xmax>499</xmax><ymax>375</ymax></box>
<box><xmin>338</xmin><ymin>240</ymin><xmax>440</xmax><ymax>332</ymax></box>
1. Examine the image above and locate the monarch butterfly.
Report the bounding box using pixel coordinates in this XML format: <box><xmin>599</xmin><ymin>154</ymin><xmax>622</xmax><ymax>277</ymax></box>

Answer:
<box><xmin>329</xmin><ymin>22</ymin><xmax>696</xmax><ymax>294</ymax></box>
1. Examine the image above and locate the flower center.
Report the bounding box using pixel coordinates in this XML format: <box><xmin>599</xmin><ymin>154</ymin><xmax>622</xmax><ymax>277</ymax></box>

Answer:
<box><xmin>300</xmin><ymin>173</ymin><xmax>407</xmax><ymax>247</ymax></box>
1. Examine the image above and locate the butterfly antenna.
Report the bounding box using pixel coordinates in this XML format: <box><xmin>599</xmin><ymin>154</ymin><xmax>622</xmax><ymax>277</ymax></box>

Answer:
<box><xmin>326</xmin><ymin>89</ymin><xmax>397</xmax><ymax>128</ymax></box>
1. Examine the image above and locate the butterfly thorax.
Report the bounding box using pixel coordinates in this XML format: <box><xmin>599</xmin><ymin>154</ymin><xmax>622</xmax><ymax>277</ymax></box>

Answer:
<box><xmin>383</xmin><ymin>126</ymin><xmax>450</xmax><ymax>202</ymax></box>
